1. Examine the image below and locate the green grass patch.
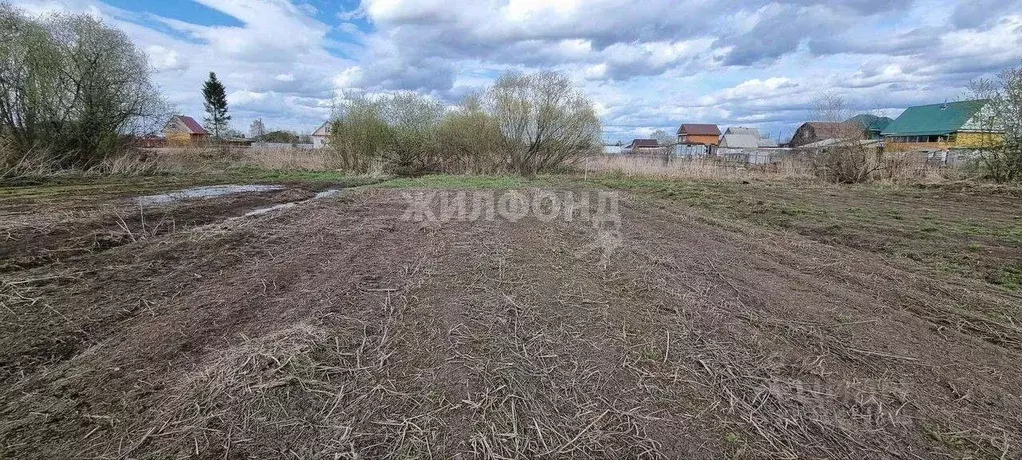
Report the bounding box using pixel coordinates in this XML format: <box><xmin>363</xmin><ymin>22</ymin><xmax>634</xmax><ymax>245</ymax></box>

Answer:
<box><xmin>594</xmin><ymin>178</ymin><xmax>1022</xmax><ymax>292</ymax></box>
<box><xmin>989</xmin><ymin>265</ymin><xmax>1022</xmax><ymax>290</ymax></box>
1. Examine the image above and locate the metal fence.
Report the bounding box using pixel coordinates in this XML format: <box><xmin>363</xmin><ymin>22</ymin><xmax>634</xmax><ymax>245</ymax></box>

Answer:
<box><xmin>250</xmin><ymin>142</ymin><xmax>316</xmax><ymax>150</ymax></box>
<box><xmin>717</xmin><ymin>148</ymin><xmax>791</xmax><ymax>165</ymax></box>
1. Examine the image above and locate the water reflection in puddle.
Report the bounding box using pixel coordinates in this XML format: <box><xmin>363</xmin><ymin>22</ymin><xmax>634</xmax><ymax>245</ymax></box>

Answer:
<box><xmin>134</xmin><ymin>185</ymin><xmax>284</xmax><ymax>206</ymax></box>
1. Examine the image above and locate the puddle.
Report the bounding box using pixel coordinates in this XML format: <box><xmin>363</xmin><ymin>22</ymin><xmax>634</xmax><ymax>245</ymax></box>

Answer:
<box><xmin>244</xmin><ymin>202</ymin><xmax>297</xmax><ymax>217</ymax></box>
<box><xmin>241</xmin><ymin>189</ymin><xmax>343</xmax><ymax>218</ymax></box>
<box><xmin>134</xmin><ymin>185</ymin><xmax>284</xmax><ymax>206</ymax></box>
<box><xmin>314</xmin><ymin>189</ymin><xmax>342</xmax><ymax>199</ymax></box>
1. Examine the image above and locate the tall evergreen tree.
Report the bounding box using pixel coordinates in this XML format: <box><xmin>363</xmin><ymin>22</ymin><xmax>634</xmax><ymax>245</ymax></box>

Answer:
<box><xmin>202</xmin><ymin>72</ymin><xmax>231</xmax><ymax>138</ymax></box>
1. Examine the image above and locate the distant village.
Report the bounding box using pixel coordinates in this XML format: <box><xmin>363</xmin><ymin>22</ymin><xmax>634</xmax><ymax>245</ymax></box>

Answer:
<box><xmin>610</xmin><ymin>99</ymin><xmax>1002</xmax><ymax>166</ymax></box>
<box><xmin>157</xmin><ymin>98</ymin><xmax>1002</xmax><ymax>167</ymax></box>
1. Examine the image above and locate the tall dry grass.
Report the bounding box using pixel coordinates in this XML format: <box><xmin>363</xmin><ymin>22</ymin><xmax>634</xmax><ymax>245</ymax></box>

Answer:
<box><xmin>1</xmin><ymin>144</ymin><xmax>347</xmax><ymax>180</ymax></box>
<box><xmin>1</xmin><ymin>144</ymin><xmax>182</xmax><ymax>179</ymax></box>
<box><xmin>582</xmin><ymin>153</ymin><xmax>966</xmax><ymax>184</ymax></box>
<box><xmin>0</xmin><ymin>141</ymin><xmax>974</xmax><ymax>185</ymax></box>
<box><xmin>583</xmin><ymin>154</ymin><xmax>815</xmax><ymax>181</ymax></box>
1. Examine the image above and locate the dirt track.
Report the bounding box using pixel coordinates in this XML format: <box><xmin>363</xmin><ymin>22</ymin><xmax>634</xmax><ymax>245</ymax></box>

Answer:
<box><xmin>1</xmin><ymin>186</ymin><xmax>1021</xmax><ymax>458</ymax></box>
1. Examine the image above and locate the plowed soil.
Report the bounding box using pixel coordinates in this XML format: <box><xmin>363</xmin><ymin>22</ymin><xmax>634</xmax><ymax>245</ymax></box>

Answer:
<box><xmin>1</xmin><ymin>182</ymin><xmax>1021</xmax><ymax>459</ymax></box>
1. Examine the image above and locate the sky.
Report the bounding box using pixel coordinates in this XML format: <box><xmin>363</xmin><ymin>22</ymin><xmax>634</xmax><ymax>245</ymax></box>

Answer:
<box><xmin>13</xmin><ymin>0</ymin><xmax>1022</xmax><ymax>142</ymax></box>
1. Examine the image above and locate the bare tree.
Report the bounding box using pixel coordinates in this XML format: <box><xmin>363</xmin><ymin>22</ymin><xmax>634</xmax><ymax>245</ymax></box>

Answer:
<box><xmin>486</xmin><ymin>71</ymin><xmax>602</xmax><ymax>176</ymax></box>
<box><xmin>650</xmin><ymin>129</ymin><xmax>674</xmax><ymax>164</ymax></box>
<box><xmin>810</xmin><ymin>92</ymin><xmax>851</xmax><ymax>123</ymax></box>
<box><xmin>966</xmin><ymin>65</ymin><xmax>1021</xmax><ymax>182</ymax></box>
<box><xmin>804</xmin><ymin>93</ymin><xmax>883</xmax><ymax>182</ymax></box>
<box><xmin>249</xmin><ymin>118</ymin><xmax>266</xmax><ymax>140</ymax></box>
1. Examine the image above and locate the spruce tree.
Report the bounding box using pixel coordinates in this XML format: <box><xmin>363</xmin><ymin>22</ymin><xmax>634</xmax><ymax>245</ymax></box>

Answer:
<box><xmin>202</xmin><ymin>72</ymin><xmax>231</xmax><ymax>138</ymax></box>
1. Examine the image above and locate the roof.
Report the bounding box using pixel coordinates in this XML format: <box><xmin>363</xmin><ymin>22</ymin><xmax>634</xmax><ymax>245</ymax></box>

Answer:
<box><xmin>882</xmin><ymin>100</ymin><xmax>991</xmax><ymax>136</ymax></box>
<box><xmin>168</xmin><ymin>115</ymin><xmax>207</xmax><ymax>135</ymax></box>
<box><xmin>677</xmin><ymin>124</ymin><xmax>721</xmax><ymax>136</ymax></box>
<box><xmin>627</xmin><ymin>139</ymin><xmax>659</xmax><ymax>149</ymax></box>
<box><xmin>757</xmin><ymin>137</ymin><xmax>779</xmax><ymax>148</ymax></box>
<box><xmin>725</xmin><ymin>127</ymin><xmax>760</xmax><ymax>136</ymax></box>
<box><xmin>719</xmin><ymin>134</ymin><xmax>760</xmax><ymax>149</ymax></box>
<box><xmin>805</xmin><ymin>122</ymin><xmax>861</xmax><ymax>138</ymax></box>
<box><xmin>312</xmin><ymin>121</ymin><xmax>331</xmax><ymax>137</ymax></box>
<box><xmin>846</xmin><ymin>114</ymin><xmax>893</xmax><ymax>132</ymax></box>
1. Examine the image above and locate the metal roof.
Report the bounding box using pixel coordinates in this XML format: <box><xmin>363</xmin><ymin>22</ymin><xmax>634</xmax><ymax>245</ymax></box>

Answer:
<box><xmin>173</xmin><ymin>115</ymin><xmax>207</xmax><ymax>135</ymax></box>
<box><xmin>719</xmin><ymin>133</ymin><xmax>759</xmax><ymax>149</ymax></box>
<box><xmin>846</xmin><ymin>114</ymin><xmax>893</xmax><ymax>132</ymax></box>
<box><xmin>881</xmin><ymin>100</ymin><xmax>989</xmax><ymax>136</ymax></box>
<box><xmin>677</xmin><ymin>124</ymin><xmax>721</xmax><ymax>136</ymax></box>
<box><xmin>724</xmin><ymin>127</ymin><xmax>760</xmax><ymax>136</ymax></box>
<box><xmin>627</xmin><ymin>139</ymin><xmax>659</xmax><ymax>148</ymax></box>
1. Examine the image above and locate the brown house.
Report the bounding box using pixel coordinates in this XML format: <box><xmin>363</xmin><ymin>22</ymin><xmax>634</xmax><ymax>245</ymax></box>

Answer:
<box><xmin>789</xmin><ymin>122</ymin><xmax>860</xmax><ymax>148</ymax></box>
<box><xmin>164</xmin><ymin>115</ymin><xmax>208</xmax><ymax>146</ymax></box>
<box><xmin>624</xmin><ymin>138</ymin><xmax>661</xmax><ymax>153</ymax></box>
<box><xmin>676</xmin><ymin>124</ymin><xmax>722</xmax><ymax>146</ymax></box>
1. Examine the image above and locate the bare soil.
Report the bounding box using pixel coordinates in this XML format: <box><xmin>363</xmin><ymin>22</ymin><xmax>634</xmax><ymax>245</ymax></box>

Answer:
<box><xmin>1</xmin><ymin>182</ymin><xmax>1021</xmax><ymax>459</ymax></box>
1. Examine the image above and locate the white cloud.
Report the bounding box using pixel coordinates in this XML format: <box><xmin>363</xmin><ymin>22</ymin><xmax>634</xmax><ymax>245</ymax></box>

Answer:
<box><xmin>6</xmin><ymin>0</ymin><xmax>1022</xmax><ymax>140</ymax></box>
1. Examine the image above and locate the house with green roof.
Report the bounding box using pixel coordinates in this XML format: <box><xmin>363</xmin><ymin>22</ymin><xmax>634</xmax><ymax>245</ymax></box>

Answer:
<box><xmin>881</xmin><ymin>99</ymin><xmax>1003</xmax><ymax>151</ymax></box>
<box><xmin>846</xmin><ymin>114</ymin><xmax>893</xmax><ymax>140</ymax></box>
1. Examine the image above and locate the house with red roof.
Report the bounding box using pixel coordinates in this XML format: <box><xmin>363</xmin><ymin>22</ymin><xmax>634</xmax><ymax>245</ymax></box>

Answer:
<box><xmin>676</xmin><ymin>124</ymin><xmax>721</xmax><ymax>146</ymax></box>
<box><xmin>164</xmin><ymin>115</ymin><xmax>208</xmax><ymax>146</ymax></box>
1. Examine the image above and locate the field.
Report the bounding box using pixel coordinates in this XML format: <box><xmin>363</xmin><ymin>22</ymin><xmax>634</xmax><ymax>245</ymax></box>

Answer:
<box><xmin>2</xmin><ymin>173</ymin><xmax>1021</xmax><ymax>458</ymax></box>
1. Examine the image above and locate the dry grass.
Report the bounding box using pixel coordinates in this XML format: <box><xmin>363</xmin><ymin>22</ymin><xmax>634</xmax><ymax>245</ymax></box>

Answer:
<box><xmin>236</xmin><ymin>145</ymin><xmax>333</xmax><ymax>170</ymax></box>
<box><xmin>583</xmin><ymin>154</ymin><xmax>815</xmax><ymax>181</ymax></box>
<box><xmin>2</xmin><ymin>187</ymin><xmax>1021</xmax><ymax>458</ymax></box>
<box><xmin>149</xmin><ymin>146</ymin><xmax>387</xmax><ymax>176</ymax></box>
<box><xmin>873</xmin><ymin>151</ymin><xmax>970</xmax><ymax>184</ymax></box>
<box><xmin>582</xmin><ymin>153</ymin><xmax>970</xmax><ymax>184</ymax></box>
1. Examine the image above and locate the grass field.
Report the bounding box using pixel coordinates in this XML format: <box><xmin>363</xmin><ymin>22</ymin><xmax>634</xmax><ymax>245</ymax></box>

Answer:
<box><xmin>1</xmin><ymin>172</ymin><xmax>1021</xmax><ymax>458</ymax></box>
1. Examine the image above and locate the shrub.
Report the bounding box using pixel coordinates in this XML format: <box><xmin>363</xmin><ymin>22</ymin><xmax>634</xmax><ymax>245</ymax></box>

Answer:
<box><xmin>326</xmin><ymin>71</ymin><xmax>600</xmax><ymax>177</ymax></box>
<box><xmin>486</xmin><ymin>71</ymin><xmax>602</xmax><ymax>176</ymax></box>
<box><xmin>379</xmin><ymin>92</ymin><xmax>444</xmax><ymax>175</ymax></box>
<box><xmin>327</xmin><ymin>94</ymin><xmax>392</xmax><ymax>174</ymax></box>
<box><xmin>438</xmin><ymin>95</ymin><xmax>502</xmax><ymax>174</ymax></box>
<box><xmin>804</xmin><ymin>144</ymin><xmax>883</xmax><ymax>184</ymax></box>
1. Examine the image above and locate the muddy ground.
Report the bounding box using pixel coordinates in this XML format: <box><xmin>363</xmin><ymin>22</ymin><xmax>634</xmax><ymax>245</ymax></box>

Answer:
<box><xmin>1</xmin><ymin>178</ymin><xmax>1021</xmax><ymax>459</ymax></box>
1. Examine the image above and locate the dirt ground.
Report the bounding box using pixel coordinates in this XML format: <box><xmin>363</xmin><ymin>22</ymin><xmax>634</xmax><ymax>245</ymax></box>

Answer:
<box><xmin>1</xmin><ymin>179</ymin><xmax>1021</xmax><ymax>459</ymax></box>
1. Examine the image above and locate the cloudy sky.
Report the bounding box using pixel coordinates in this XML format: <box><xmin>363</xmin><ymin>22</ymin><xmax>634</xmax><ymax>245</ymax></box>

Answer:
<box><xmin>14</xmin><ymin>0</ymin><xmax>1022</xmax><ymax>142</ymax></box>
